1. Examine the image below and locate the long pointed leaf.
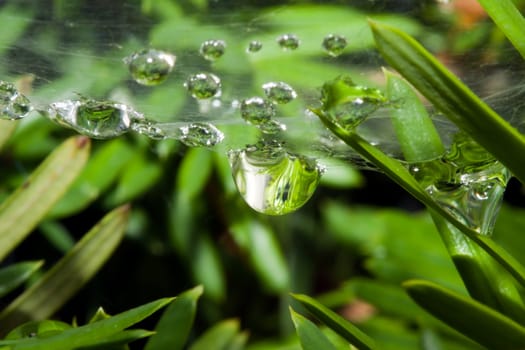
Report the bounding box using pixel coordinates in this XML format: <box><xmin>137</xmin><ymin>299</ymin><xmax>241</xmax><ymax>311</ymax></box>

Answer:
<box><xmin>289</xmin><ymin>308</ymin><xmax>337</xmax><ymax>350</ymax></box>
<box><xmin>0</xmin><ymin>261</ymin><xmax>43</xmax><ymax>298</ymax></box>
<box><xmin>369</xmin><ymin>20</ymin><xmax>525</xmax><ymax>185</ymax></box>
<box><xmin>404</xmin><ymin>279</ymin><xmax>525</xmax><ymax>348</ymax></box>
<box><xmin>0</xmin><ymin>205</ymin><xmax>130</xmax><ymax>333</ymax></box>
<box><xmin>291</xmin><ymin>293</ymin><xmax>375</xmax><ymax>350</ymax></box>
<box><xmin>0</xmin><ymin>136</ymin><xmax>90</xmax><ymax>261</ymax></box>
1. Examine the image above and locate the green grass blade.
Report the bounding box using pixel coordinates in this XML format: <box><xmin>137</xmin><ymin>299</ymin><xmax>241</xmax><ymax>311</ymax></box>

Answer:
<box><xmin>145</xmin><ymin>285</ymin><xmax>203</xmax><ymax>350</ymax></box>
<box><xmin>313</xmin><ymin>109</ymin><xmax>525</xmax><ymax>289</ymax></box>
<box><xmin>0</xmin><ymin>261</ymin><xmax>43</xmax><ymax>299</ymax></box>
<box><xmin>369</xmin><ymin>20</ymin><xmax>525</xmax><ymax>185</ymax></box>
<box><xmin>291</xmin><ymin>293</ymin><xmax>375</xmax><ymax>350</ymax></box>
<box><xmin>0</xmin><ymin>136</ymin><xmax>90</xmax><ymax>261</ymax></box>
<box><xmin>404</xmin><ymin>279</ymin><xmax>525</xmax><ymax>348</ymax></box>
<box><xmin>0</xmin><ymin>297</ymin><xmax>173</xmax><ymax>350</ymax></box>
<box><xmin>476</xmin><ymin>0</ymin><xmax>525</xmax><ymax>60</ymax></box>
<box><xmin>0</xmin><ymin>205</ymin><xmax>130</xmax><ymax>333</ymax></box>
<box><xmin>289</xmin><ymin>307</ymin><xmax>337</xmax><ymax>350</ymax></box>
<box><xmin>0</xmin><ymin>120</ymin><xmax>18</xmax><ymax>151</ymax></box>
<box><xmin>189</xmin><ymin>319</ymin><xmax>240</xmax><ymax>350</ymax></box>
<box><xmin>73</xmin><ymin>329</ymin><xmax>156</xmax><ymax>349</ymax></box>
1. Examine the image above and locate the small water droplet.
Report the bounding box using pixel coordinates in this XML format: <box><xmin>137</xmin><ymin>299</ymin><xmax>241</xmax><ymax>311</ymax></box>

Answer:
<box><xmin>229</xmin><ymin>142</ymin><xmax>323</xmax><ymax>215</ymax></box>
<box><xmin>322</xmin><ymin>34</ymin><xmax>347</xmax><ymax>57</ymax></box>
<box><xmin>123</xmin><ymin>49</ymin><xmax>176</xmax><ymax>86</ymax></box>
<box><xmin>262</xmin><ymin>81</ymin><xmax>297</xmax><ymax>104</ymax></box>
<box><xmin>319</xmin><ymin>75</ymin><xmax>386</xmax><ymax>130</ymax></box>
<box><xmin>199</xmin><ymin>39</ymin><xmax>226</xmax><ymax>61</ymax></box>
<box><xmin>240</xmin><ymin>97</ymin><xmax>276</xmax><ymax>126</ymax></box>
<box><xmin>178</xmin><ymin>122</ymin><xmax>224</xmax><ymax>147</ymax></box>
<box><xmin>47</xmin><ymin>97</ymin><xmax>141</xmax><ymax>139</ymax></box>
<box><xmin>258</xmin><ymin>119</ymin><xmax>286</xmax><ymax>134</ymax></box>
<box><xmin>0</xmin><ymin>81</ymin><xmax>32</xmax><ymax>120</ymax></box>
<box><xmin>277</xmin><ymin>34</ymin><xmax>300</xmax><ymax>50</ymax></box>
<box><xmin>247</xmin><ymin>40</ymin><xmax>263</xmax><ymax>53</ymax></box>
<box><xmin>132</xmin><ymin>119</ymin><xmax>166</xmax><ymax>140</ymax></box>
<box><xmin>184</xmin><ymin>73</ymin><xmax>222</xmax><ymax>99</ymax></box>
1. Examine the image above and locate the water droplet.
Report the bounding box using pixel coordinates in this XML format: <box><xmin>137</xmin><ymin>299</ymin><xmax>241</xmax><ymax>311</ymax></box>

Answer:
<box><xmin>410</xmin><ymin>134</ymin><xmax>510</xmax><ymax>235</ymax></box>
<box><xmin>247</xmin><ymin>40</ymin><xmax>263</xmax><ymax>53</ymax></box>
<box><xmin>319</xmin><ymin>75</ymin><xmax>386</xmax><ymax>130</ymax></box>
<box><xmin>229</xmin><ymin>142</ymin><xmax>323</xmax><ymax>215</ymax></box>
<box><xmin>322</xmin><ymin>34</ymin><xmax>347</xmax><ymax>57</ymax></box>
<box><xmin>132</xmin><ymin>119</ymin><xmax>166</xmax><ymax>140</ymax></box>
<box><xmin>257</xmin><ymin>119</ymin><xmax>286</xmax><ymax>134</ymax></box>
<box><xmin>123</xmin><ymin>49</ymin><xmax>176</xmax><ymax>86</ymax></box>
<box><xmin>262</xmin><ymin>81</ymin><xmax>297</xmax><ymax>104</ymax></box>
<box><xmin>0</xmin><ymin>81</ymin><xmax>32</xmax><ymax>120</ymax></box>
<box><xmin>178</xmin><ymin>122</ymin><xmax>224</xmax><ymax>147</ymax></box>
<box><xmin>277</xmin><ymin>34</ymin><xmax>300</xmax><ymax>50</ymax></box>
<box><xmin>240</xmin><ymin>97</ymin><xmax>276</xmax><ymax>125</ymax></box>
<box><xmin>184</xmin><ymin>73</ymin><xmax>222</xmax><ymax>99</ymax></box>
<box><xmin>47</xmin><ymin>97</ymin><xmax>142</xmax><ymax>139</ymax></box>
<box><xmin>199</xmin><ymin>39</ymin><xmax>226</xmax><ymax>61</ymax></box>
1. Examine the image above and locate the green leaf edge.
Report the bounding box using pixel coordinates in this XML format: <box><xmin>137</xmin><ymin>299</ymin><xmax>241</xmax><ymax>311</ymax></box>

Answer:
<box><xmin>289</xmin><ymin>307</ymin><xmax>337</xmax><ymax>350</ymax></box>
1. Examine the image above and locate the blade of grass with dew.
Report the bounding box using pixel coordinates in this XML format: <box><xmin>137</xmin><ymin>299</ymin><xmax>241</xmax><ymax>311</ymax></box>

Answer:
<box><xmin>0</xmin><ymin>205</ymin><xmax>130</xmax><ymax>332</ymax></box>
<box><xmin>476</xmin><ymin>0</ymin><xmax>525</xmax><ymax>60</ymax></box>
<box><xmin>0</xmin><ymin>136</ymin><xmax>90</xmax><ymax>262</ymax></box>
<box><xmin>369</xmin><ymin>20</ymin><xmax>525</xmax><ymax>185</ymax></box>
<box><xmin>313</xmin><ymin>108</ymin><xmax>525</xmax><ymax>289</ymax></box>
<box><xmin>291</xmin><ymin>293</ymin><xmax>375</xmax><ymax>350</ymax></box>
<box><xmin>403</xmin><ymin>279</ymin><xmax>525</xmax><ymax>348</ymax></box>
<box><xmin>0</xmin><ymin>297</ymin><xmax>174</xmax><ymax>350</ymax></box>
<box><xmin>289</xmin><ymin>308</ymin><xmax>337</xmax><ymax>350</ymax></box>
<box><xmin>0</xmin><ymin>261</ymin><xmax>43</xmax><ymax>298</ymax></box>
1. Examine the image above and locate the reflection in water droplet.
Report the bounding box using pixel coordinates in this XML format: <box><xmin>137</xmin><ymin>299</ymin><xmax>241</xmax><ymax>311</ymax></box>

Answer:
<box><xmin>184</xmin><ymin>73</ymin><xmax>222</xmax><ymax>99</ymax></box>
<box><xmin>132</xmin><ymin>119</ymin><xmax>166</xmax><ymax>140</ymax></box>
<box><xmin>247</xmin><ymin>40</ymin><xmax>263</xmax><ymax>53</ymax></box>
<box><xmin>410</xmin><ymin>134</ymin><xmax>510</xmax><ymax>235</ymax></box>
<box><xmin>47</xmin><ymin>98</ymin><xmax>142</xmax><ymax>139</ymax></box>
<box><xmin>199</xmin><ymin>39</ymin><xmax>226</xmax><ymax>61</ymax></box>
<box><xmin>0</xmin><ymin>81</ymin><xmax>32</xmax><ymax>120</ymax></box>
<box><xmin>123</xmin><ymin>49</ymin><xmax>176</xmax><ymax>86</ymax></box>
<box><xmin>240</xmin><ymin>97</ymin><xmax>276</xmax><ymax>125</ymax></box>
<box><xmin>322</xmin><ymin>34</ymin><xmax>347</xmax><ymax>57</ymax></box>
<box><xmin>277</xmin><ymin>34</ymin><xmax>300</xmax><ymax>50</ymax></box>
<box><xmin>178</xmin><ymin>122</ymin><xmax>224</xmax><ymax>147</ymax></box>
<box><xmin>319</xmin><ymin>75</ymin><xmax>386</xmax><ymax>130</ymax></box>
<box><xmin>229</xmin><ymin>142</ymin><xmax>323</xmax><ymax>215</ymax></box>
<box><xmin>257</xmin><ymin>119</ymin><xmax>286</xmax><ymax>134</ymax></box>
<box><xmin>262</xmin><ymin>81</ymin><xmax>297</xmax><ymax>104</ymax></box>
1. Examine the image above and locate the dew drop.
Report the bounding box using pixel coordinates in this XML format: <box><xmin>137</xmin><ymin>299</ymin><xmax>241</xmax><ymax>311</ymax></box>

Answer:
<box><xmin>322</xmin><ymin>34</ymin><xmax>347</xmax><ymax>57</ymax></box>
<box><xmin>131</xmin><ymin>119</ymin><xmax>166</xmax><ymax>140</ymax></box>
<box><xmin>410</xmin><ymin>134</ymin><xmax>510</xmax><ymax>235</ymax></box>
<box><xmin>262</xmin><ymin>81</ymin><xmax>297</xmax><ymax>104</ymax></box>
<box><xmin>240</xmin><ymin>97</ymin><xmax>276</xmax><ymax>126</ymax></box>
<box><xmin>247</xmin><ymin>40</ymin><xmax>263</xmax><ymax>53</ymax></box>
<box><xmin>178</xmin><ymin>122</ymin><xmax>224</xmax><ymax>147</ymax></box>
<box><xmin>229</xmin><ymin>142</ymin><xmax>323</xmax><ymax>215</ymax></box>
<box><xmin>257</xmin><ymin>119</ymin><xmax>286</xmax><ymax>134</ymax></box>
<box><xmin>123</xmin><ymin>49</ymin><xmax>176</xmax><ymax>86</ymax></box>
<box><xmin>319</xmin><ymin>75</ymin><xmax>386</xmax><ymax>130</ymax></box>
<box><xmin>277</xmin><ymin>34</ymin><xmax>300</xmax><ymax>50</ymax></box>
<box><xmin>47</xmin><ymin>97</ymin><xmax>142</xmax><ymax>139</ymax></box>
<box><xmin>0</xmin><ymin>81</ymin><xmax>32</xmax><ymax>120</ymax></box>
<box><xmin>199</xmin><ymin>39</ymin><xmax>226</xmax><ymax>61</ymax></box>
<box><xmin>184</xmin><ymin>73</ymin><xmax>222</xmax><ymax>99</ymax></box>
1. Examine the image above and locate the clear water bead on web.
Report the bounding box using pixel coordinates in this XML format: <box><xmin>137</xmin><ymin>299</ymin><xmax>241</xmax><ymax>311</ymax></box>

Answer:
<box><xmin>262</xmin><ymin>81</ymin><xmax>297</xmax><ymax>104</ymax></box>
<box><xmin>184</xmin><ymin>73</ymin><xmax>222</xmax><ymax>99</ymax></box>
<box><xmin>277</xmin><ymin>34</ymin><xmax>300</xmax><ymax>50</ymax></box>
<box><xmin>177</xmin><ymin>122</ymin><xmax>224</xmax><ymax>147</ymax></box>
<box><xmin>123</xmin><ymin>49</ymin><xmax>176</xmax><ymax>86</ymax></box>
<box><xmin>240</xmin><ymin>97</ymin><xmax>276</xmax><ymax>125</ymax></box>
<box><xmin>247</xmin><ymin>40</ymin><xmax>263</xmax><ymax>53</ymax></box>
<box><xmin>322</xmin><ymin>34</ymin><xmax>347</xmax><ymax>57</ymax></box>
<box><xmin>0</xmin><ymin>80</ymin><xmax>32</xmax><ymax>120</ymax></box>
<box><xmin>199</xmin><ymin>39</ymin><xmax>226</xmax><ymax>61</ymax></box>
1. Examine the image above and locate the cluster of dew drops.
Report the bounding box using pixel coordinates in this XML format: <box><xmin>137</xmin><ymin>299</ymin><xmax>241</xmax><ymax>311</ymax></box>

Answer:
<box><xmin>0</xmin><ymin>33</ymin><xmax>351</xmax><ymax>215</ymax></box>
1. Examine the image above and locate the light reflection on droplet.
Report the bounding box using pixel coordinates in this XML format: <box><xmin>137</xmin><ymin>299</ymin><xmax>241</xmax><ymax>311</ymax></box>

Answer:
<box><xmin>123</xmin><ymin>49</ymin><xmax>176</xmax><ymax>86</ymax></box>
<box><xmin>184</xmin><ymin>73</ymin><xmax>222</xmax><ymax>99</ymax></box>
<box><xmin>0</xmin><ymin>80</ymin><xmax>32</xmax><ymax>120</ymax></box>
<box><xmin>262</xmin><ymin>81</ymin><xmax>297</xmax><ymax>104</ymax></box>
<box><xmin>199</xmin><ymin>39</ymin><xmax>226</xmax><ymax>61</ymax></box>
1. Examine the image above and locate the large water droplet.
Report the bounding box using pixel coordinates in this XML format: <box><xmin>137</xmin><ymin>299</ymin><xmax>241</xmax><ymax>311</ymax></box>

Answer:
<box><xmin>123</xmin><ymin>49</ymin><xmax>176</xmax><ymax>86</ymax></box>
<box><xmin>247</xmin><ymin>40</ymin><xmax>263</xmax><ymax>53</ymax></box>
<box><xmin>410</xmin><ymin>134</ymin><xmax>510</xmax><ymax>235</ymax></box>
<box><xmin>319</xmin><ymin>75</ymin><xmax>386</xmax><ymax>130</ymax></box>
<box><xmin>199</xmin><ymin>39</ymin><xmax>226</xmax><ymax>61</ymax></box>
<box><xmin>240</xmin><ymin>97</ymin><xmax>276</xmax><ymax>125</ymax></box>
<box><xmin>0</xmin><ymin>81</ymin><xmax>32</xmax><ymax>120</ymax></box>
<box><xmin>262</xmin><ymin>81</ymin><xmax>297</xmax><ymax>104</ymax></box>
<box><xmin>47</xmin><ymin>98</ymin><xmax>141</xmax><ymax>139</ymax></box>
<box><xmin>184</xmin><ymin>73</ymin><xmax>222</xmax><ymax>99</ymax></box>
<box><xmin>322</xmin><ymin>34</ymin><xmax>347</xmax><ymax>57</ymax></box>
<box><xmin>178</xmin><ymin>122</ymin><xmax>224</xmax><ymax>147</ymax></box>
<box><xmin>277</xmin><ymin>34</ymin><xmax>300</xmax><ymax>50</ymax></box>
<box><xmin>229</xmin><ymin>142</ymin><xmax>323</xmax><ymax>215</ymax></box>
